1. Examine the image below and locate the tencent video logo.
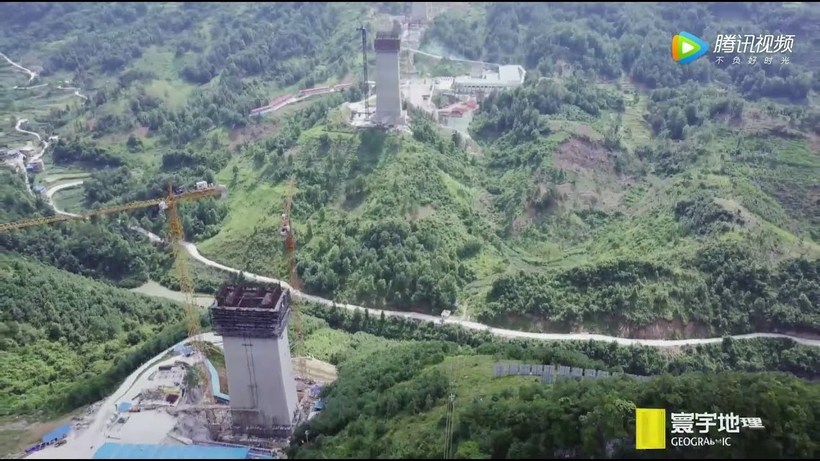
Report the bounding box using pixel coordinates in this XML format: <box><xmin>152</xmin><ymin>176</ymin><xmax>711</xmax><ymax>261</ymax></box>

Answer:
<box><xmin>671</xmin><ymin>32</ymin><xmax>708</xmax><ymax>64</ymax></box>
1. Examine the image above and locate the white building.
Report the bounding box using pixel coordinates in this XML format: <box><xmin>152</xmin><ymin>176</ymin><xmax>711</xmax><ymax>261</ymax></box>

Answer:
<box><xmin>409</xmin><ymin>2</ymin><xmax>429</xmax><ymax>22</ymax></box>
<box><xmin>452</xmin><ymin>64</ymin><xmax>527</xmax><ymax>94</ymax></box>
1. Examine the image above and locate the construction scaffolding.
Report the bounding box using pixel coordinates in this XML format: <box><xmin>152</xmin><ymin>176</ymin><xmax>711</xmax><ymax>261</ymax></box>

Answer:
<box><xmin>211</xmin><ymin>285</ymin><xmax>292</xmax><ymax>338</ymax></box>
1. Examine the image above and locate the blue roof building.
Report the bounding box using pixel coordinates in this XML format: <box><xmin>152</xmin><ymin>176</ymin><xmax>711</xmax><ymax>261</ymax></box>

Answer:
<box><xmin>313</xmin><ymin>400</ymin><xmax>325</xmax><ymax>411</ymax></box>
<box><xmin>93</xmin><ymin>443</ymin><xmax>251</xmax><ymax>459</ymax></box>
<box><xmin>117</xmin><ymin>402</ymin><xmax>133</xmax><ymax>413</ymax></box>
<box><xmin>174</xmin><ymin>344</ymin><xmax>194</xmax><ymax>357</ymax></box>
<box><xmin>41</xmin><ymin>424</ymin><xmax>71</xmax><ymax>444</ymax></box>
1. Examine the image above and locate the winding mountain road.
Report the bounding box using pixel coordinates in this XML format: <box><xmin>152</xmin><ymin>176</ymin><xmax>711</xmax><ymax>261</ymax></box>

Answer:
<box><xmin>12</xmin><ymin>119</ymin><xmax>50</xmax><ymax>197</ymax></box>
<box><xmin>14</xmin><ymin>83</ymin><xmax>48</xmax><ymax>90</ymax></box>
<box><xmin>15</xmin><ymin>118</ymin><xmax>50</xmax><ymax>163</ymax></box>
<box><xmin>0</xmin><ymin>51</ymin><xmax>37</xmax><ymax>83</ymax></box>
<box><xmin>44</xmin><ymin>181</ymin><xmax>820</xmax><ymax>348</ymax></box>
<box><xmin>56</xmin><ymin>85</ymin><xmax>88</xmax><ymax>100</ymax></box>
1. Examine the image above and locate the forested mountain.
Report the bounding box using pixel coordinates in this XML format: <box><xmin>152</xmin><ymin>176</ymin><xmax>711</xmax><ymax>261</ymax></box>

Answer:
<box><xmin>422</xmin><ymin>3</ymin><xmax>819</xmax><ymax>101</ymax></box>
<box><xmin>288</xmin><ymin>333</ymin><xmax>820</xmax><ymax>459</ymax></box>
<box><xmin>0</xmin><ymin>171</ymin><xmax>163</xmax><ymax>287</ymax></box>
<box><xmin>0</xmin><ymin>253</ymin><xmax>186</xmax><ymax>415</ymax></box>
<box><xmin>1</xmin><ymin>2</ymin><xmax>817</xmax><ymax>338</ymax></box>
<box><xmin>0</xmin><ymin>2</ymin><xmax>366</xmax><ymax>145</ymax></box>
<box><xmin>1</xmin><ymin>3</ymin><xmax>817</xmax><ymax>458</ymax></box>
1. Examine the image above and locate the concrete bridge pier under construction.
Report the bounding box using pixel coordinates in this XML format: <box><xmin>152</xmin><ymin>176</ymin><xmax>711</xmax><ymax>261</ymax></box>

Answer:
<box><xmin>209</xmin><ymin>284</ymin><xmax>299</xmax><ymax>438</ymax></box>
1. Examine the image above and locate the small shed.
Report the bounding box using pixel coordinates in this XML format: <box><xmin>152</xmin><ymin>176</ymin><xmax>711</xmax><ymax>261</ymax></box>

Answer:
<box><xmin>313</xmin><ymin>400</ymin><xmax>325</xmax><ymax>411</ymax></box>
<box><xmin>117</xmin><ymin>402</ymin><xmax>133</xmax><ymax>413</ymax></box>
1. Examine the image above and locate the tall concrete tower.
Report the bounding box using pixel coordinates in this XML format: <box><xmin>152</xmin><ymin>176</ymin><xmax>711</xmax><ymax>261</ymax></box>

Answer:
<box><xmin>374</xmin><ymin>31</ymin><xmax>402</xmax><ymax>126</ymax></box>
<box><xmin>209</xmin><ymin>284</ymin><xmax>298</xmax><ymax>437</ymax></box>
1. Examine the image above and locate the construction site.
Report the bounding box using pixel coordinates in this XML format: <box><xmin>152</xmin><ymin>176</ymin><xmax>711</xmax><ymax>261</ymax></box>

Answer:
<box><xmin>3</xmin><ymin>176</ymin><xmax>335</xmax><ymax>460</ymax></box>
<box><xmin>7</xmin><ymin>4</ymin><xmax>524</xmax><ymax>460</ymax></box>
<box><xmin>255</xmin><ymin>1</ymin><xmax>527</xmax><ymax>136</ymax></box>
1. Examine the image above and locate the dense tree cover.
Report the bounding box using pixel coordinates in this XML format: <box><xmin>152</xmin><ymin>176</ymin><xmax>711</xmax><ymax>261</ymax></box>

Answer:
<box><xmin>290</xmin><ymin>298</ymin><xmax>820</xmax><ymax>459</ymax></box>
<box><xmin>290</xmin><ymin>336</ymin><xmax>819</xmax><ymax>458</ymax></box>
<box><xmin>674</xmin><ymin>192</ymin><xmax>745</xmax><ymax>235</ymax></box>
<box><xmin>51</xmin><ymin>137</ymin><xmax>124</xmax><ymax>167</ymax></box>
<box><xmin>421</xmin><ymin>10</ymin><xmax>482</xmax><ymax>61</ymax></box>
<box><xmin>293</xmin><ymin>341</ymin><xmax>455</xmax><ymax>443</ymax></box>
<box><xmin>0</xmin><ymin>170</ymin><xmax>223</xmax><ymax>294</ymax></box>
<box><xmin>0</xmin><ymin>3</ymin><xmax>360</xmax><ymax>83</ymax></box>
<box><xmin>304</xmin><ymin>302</ymin><xmax>820</xmax><ymax>379</ymax></box>
<box><xmin>6</xmin><ymin>1</ymin><xmax>815</xmax><ymax>351</ymax></box>
<box><xmin>423</xmin><ymin>3</ymin><xmax>818</xmax><ymax>101</ymax></box>
<box><xmin>0</xmin><ymin>171</ymin><xmax>165</xmax><ymax>287</ymax></box>
<box><xmin>0</xmin><ymin>3</ymin><xmax>151</xmax><ymax>54</ymax></box>
<box><xmin>0</xmin><ymin>253</ymin><xmax>188</xmax><ymax>415</ymax></box>
<box><xmin>646</xmin><ymin>86</ymin><xmax>745</xmax><ymax>141</ymax></box>
<box><xmin>471</xmin><ymin>78</ymin><xmax>625</xmax><ymax>143</ymax></box>
<box><xmin>176</xmin><ymin>3</ymin><xmax>357</xmax><ymax>85</ymax></box>
<box><xmin>79</xmin><ymin>166</ymin><xmax>228</xmax><ymax>242</ymax></box>
<box><xmin>485</xmin><ymin>240</ymin><xmax>819</xmax><ymax>335</ymax></box>
<box><xmin>0</xmin><ymin>2</ymin><xmax>367</xmax><ymax>147</ymax></box>
<box><xmin>207</xmin><ymin>116</ymin><xmax>488</xmax><ymax>313</ymax></box>
<box><xmin>206</xmin><ymin>84</ymin><xmax>817</xmax><ymax>336</ymax></box>
<box><xmin>445</xmin><ymin>6</ymin><xmax>819</xmax><ymax>337</ymax></box>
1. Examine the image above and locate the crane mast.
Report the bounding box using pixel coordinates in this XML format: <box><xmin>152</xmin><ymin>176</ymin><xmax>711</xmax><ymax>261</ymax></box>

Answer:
<box><xmin>357</xmin><ymin>25</ymin><xmax>370</xmax><ymax>115</ymax></box>
<box><xmin>165</xmin><ymin>185</ymin><xmax>202</xmax><ymax>353</ymax></box>
<box><xmin>280</xmin><ymin>176</ymin><xmax>307</xmax><ymax>381</ymax></box>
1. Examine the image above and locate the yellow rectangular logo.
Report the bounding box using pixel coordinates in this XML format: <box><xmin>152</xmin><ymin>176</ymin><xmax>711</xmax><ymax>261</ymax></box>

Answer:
<box><xmin>636</xmin><ymin>408</ymin><xmax>666</xmax><ymax>450</ymax></box>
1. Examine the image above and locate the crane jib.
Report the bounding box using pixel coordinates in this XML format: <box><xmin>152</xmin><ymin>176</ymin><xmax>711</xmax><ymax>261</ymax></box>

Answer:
<box><xmin>0</xmin><ymin>187</ymin><xmax>223</xmax><ymax>232</ymax></box>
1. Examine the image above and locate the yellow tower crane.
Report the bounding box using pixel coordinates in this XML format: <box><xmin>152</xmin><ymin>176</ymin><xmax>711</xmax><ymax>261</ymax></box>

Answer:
<box><xmin>0</xmin><ymin>183</ymin><xmax>224</xmax><ymax>376</ymax></box>
<box><xmin>280</xmin><ymin>176</ymin><xmax>308</xmax><ymax>381</ymax></box>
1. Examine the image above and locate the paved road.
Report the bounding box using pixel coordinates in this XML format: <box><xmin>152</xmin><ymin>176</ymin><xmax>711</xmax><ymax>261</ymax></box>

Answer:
<box><xmin>14</xmin><ymin>83</ymin><xmax>48</xmax><ymax>90</ymax></box>
<box><xmin>56</xmin><ymin>85</ymin><xmax>88</xmax><ymax>100</ymax></box>
<box><xmin>46</xmin><ymin>180</ymin><xmax>83</xmax><ymax>216</ymax></box>
<box><xmin>45</xmin><ymin>181</ymin><xmax>820</xmax><ymax>348</ymax></box>
<box><xmin>13</xmin><ymin>118</ymin><xmax>51</xmax><ymax>197</ymax></box>
<box><xmin>184</xmin><ymin>240</ymin><xmax>820</xmax><ymax>347</ymax></box>
<box><xmin>15</xmin><ymin>118</ymin><xmax>50</xmax><ymax>162</ymax></box>
<box><xmin>0</xmin><ymin>51</ymin><xmax>37</xmax><ymax>83</ymax></box>
<box><xmin>31</xmin><ymin>182</ymin><xmax>820</xmax><ymax>457</ymax></box>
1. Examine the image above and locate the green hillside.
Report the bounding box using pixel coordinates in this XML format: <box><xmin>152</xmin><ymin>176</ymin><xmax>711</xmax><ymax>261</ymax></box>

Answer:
<box><xmin>299</xmin><ymin>304</ymin><xmax>820</xmax><ymax>458</ymax></box>
<box><xmin>301</xmin><ymin>301</ymin><xmax>820</xmax><ymax>458</ymax></box>
<box><xmin>1</xmin><ymin>2</ymin><xmax>817</xmax><ymax>339</ymax></box>
<box><xmin>198</xmin><ymin>100</ymin><xmax>819</xmax><ymax>337</ymax></box>
<box><xmin>0</xmin><ymin>3</ymin><xmax>817</xmax><ymax>458</ymax></box>
<box><xmin>0</xmin><ymin>252</ymin><xmax>185</xmax><ymax>416</ymax></box>
<box><xmin>289</xmin><ymin>338</ymin><xmax>820</xmax><ymax>459</ymax></box>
